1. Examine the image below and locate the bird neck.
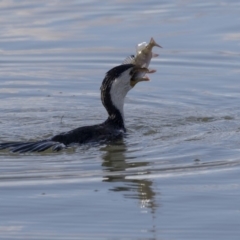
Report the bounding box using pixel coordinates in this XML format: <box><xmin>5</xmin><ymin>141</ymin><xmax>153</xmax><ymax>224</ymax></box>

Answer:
<box><xmin>105</xmin><ymin>110</ymin><xmax>125</xmax><ymax>130</ymax></box>
<box><xmin>100</xmin><ymin>64</ymin><xmax>135</xmax><ymax>131</ymax></box>
<box><xmin>101</xmin><ymin>88</ymin><xmax>125</xmax><ymax>130</ymax></box>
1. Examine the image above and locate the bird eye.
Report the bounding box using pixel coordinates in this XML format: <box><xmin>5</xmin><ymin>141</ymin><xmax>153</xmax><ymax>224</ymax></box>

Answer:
<box><xmin>130</xmin><ymin>73</ymin><xmax>137</xmax><ymax>81</ymax></box>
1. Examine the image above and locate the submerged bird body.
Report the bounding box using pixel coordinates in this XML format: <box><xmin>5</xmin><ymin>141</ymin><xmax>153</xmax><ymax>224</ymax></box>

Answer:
<box><xmin>0</xmin><ymin>64</ymin><xmax>150</xmax><ymax>153</ymax></box>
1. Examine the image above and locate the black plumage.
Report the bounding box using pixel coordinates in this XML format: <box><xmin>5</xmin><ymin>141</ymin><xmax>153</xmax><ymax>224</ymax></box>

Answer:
<box><xmin>0</xmin><ymin>64</ymin><xmax>136</xmax><ymax>153</ymax></box>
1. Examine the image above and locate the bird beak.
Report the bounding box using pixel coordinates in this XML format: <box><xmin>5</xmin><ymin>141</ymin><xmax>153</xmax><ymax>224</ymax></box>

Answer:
<box><xmin>130</xmin><ymin>67</ymin><xmax>150</xmax><ymax>87</ymax></box>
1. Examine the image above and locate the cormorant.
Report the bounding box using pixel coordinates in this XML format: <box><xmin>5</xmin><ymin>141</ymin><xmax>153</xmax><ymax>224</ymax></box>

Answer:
<box><xmin>0</xmin><ymin>64</ymin><xmax>150</xmax><ymax>153</ymax></box>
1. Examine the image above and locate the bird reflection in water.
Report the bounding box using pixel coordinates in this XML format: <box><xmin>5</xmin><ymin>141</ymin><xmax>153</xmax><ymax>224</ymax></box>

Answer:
<box><xmin>100</xmin><ymin>140</ymin><xmax>158</xmax><ymax>211</ymax></box>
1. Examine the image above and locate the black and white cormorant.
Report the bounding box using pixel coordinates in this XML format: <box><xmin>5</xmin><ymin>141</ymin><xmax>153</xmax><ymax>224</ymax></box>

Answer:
<box><xmin>0</xmin><ymin>64</ymin><xmax>150</xmax><ymax>153</ymax></box>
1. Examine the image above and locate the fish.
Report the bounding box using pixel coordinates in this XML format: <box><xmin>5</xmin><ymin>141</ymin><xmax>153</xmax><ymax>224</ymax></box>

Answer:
<box><xmin>122</xmin><ymin>37</ymin><xmax>162</xmax><ymax>74</ymax></box>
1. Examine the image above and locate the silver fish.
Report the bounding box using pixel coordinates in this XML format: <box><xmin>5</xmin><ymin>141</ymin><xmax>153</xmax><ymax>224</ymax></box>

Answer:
<box><xmin>123</xmin><ymin>37</ymin><xmax>162</xmax><ymax>74</ymax></box>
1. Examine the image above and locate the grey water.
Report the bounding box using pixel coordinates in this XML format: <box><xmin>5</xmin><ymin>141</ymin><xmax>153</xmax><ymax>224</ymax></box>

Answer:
<box><xmin>0</xmin><ymin>0</ymin><xmax>240</xmax><ymax>239</ymax></box>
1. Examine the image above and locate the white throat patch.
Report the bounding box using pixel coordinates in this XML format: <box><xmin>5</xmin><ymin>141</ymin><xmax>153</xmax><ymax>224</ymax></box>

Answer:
<box><xmin>109</xmin><ymin>68</ymin><xmax>133</xmax><ymax>120</ymax></box>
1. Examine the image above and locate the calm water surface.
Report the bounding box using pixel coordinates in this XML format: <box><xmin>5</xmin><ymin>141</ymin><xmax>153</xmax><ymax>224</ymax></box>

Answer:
<box><xmin>0</xmin><ymin>0</ymin><xmax>240</xmax><ymax>239</ymax></box>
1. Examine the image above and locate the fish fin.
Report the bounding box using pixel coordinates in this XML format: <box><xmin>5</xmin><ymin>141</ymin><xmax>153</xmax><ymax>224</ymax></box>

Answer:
<box><xmin>148</xmin><ymin>69</ymin><xmax>157</xmax><ymax>73</ymax></box>
<box><xmin>150</xmin><ymin>38</ymin><xmax>162</xmax><ymax>48</ymax></box>
<box><xmin>122</xmin><ymin>55</ymin><xmax>135</xmax><ymax>64</ymax></box>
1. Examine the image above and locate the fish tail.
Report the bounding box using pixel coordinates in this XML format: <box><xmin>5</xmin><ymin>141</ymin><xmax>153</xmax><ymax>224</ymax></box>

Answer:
<box><xmin>149</xmin><ymin>37</ymin><xmax>162</xmax><ymax>49</ymax></box>
<box><xmin>0</xmin><ymin>140</ymin><xmax>65</xmax><ymax>153</ymax></box>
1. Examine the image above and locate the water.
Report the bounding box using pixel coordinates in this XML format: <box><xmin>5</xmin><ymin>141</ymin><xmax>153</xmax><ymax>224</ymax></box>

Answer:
<box><xmin>0</xmin><ymin>0</ymin><xmax>240</xmax><ymax>239</ymax></box>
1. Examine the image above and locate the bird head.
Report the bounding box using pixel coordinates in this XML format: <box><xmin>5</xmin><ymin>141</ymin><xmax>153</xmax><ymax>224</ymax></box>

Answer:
<box><xmin>101</xmin><ymin>64</ymin><xmax>150</xmax><ymax>92</ymax></box>
<box><xmin>101</xmin><ymin>64</ymin><xmax>150</xmax><ymax>122</ymax></box>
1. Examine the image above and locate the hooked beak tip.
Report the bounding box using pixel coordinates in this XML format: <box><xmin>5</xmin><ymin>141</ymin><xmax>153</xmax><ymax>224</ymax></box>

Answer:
<box><xmin>142</xmin><ymin>75</ymin><xmax>150</xmax><ymax>81</ymax></box>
